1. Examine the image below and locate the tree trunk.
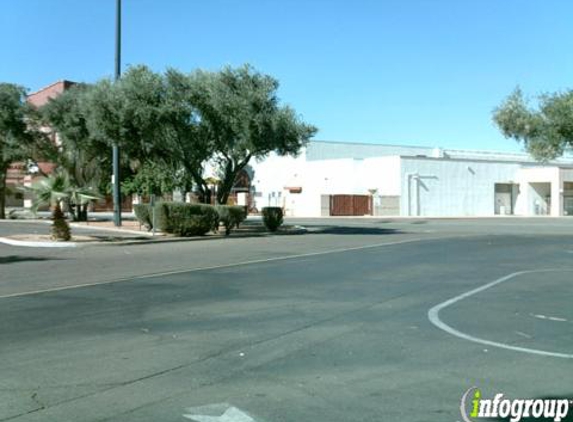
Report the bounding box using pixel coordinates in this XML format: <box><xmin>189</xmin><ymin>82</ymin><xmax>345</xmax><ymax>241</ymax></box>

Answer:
<box><xmin>217</xmin><ymin>160</ymin><xmax>249</xmax><ymax>205</ymax></box>
<box><xmin>72</xmin><ymin>203</ymin><xmax>88</xmax><ymax>222</ymax></box>
<box><xmin>217</xmin><ymin>175</ymin><xmax>235</xmax><ymax>205</ymax></box>
<box><xmin>204</xmin><ymin>188</ymin><xmax>212</xmax><ymax>205</ymax></box>
<box><xmin>187</xmin><ymin>165</ymin><xmax>211</xmax><ymax>204</ymax></box>
<box><xmin>51</xmin><ymin>202</ymin><xmax>71</xmax><ymax>241</ymax></box>
<box><xmin>66</xmin><ymin>199</ymin><xmax>77</xmax><ymax>221</ymax></box>
<box><xmin>80</xmin><ymin>204</ymin><xmax>88</xmax><ymax>222</ymax></box>
<box><xmin>194</xmin><ymin>183</ymin><xmax>211</xmax><ymax>204</ymax></box>
<box><xmin>0</xmin><ymin>166</ymin><xmax>7</xmax><ymax>220</ymax></box>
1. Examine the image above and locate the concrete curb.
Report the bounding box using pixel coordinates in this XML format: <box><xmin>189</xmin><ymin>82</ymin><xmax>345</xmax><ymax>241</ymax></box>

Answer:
<box><xmin>0</xmin><ymin>218</ymin><xmax>50</xmax><ymax>224</ymax></box>
<box><xmin>0</xmin><ymin>225</ymin><xmax>307</xmax><ymax>248</ymax></box>
<box><xmin>0</xmin><ymin>237</ymin><xmax>77</xmax><ymax>248</ymax></box>
<box><xmin>90</xmin><ymin>226</ymin><xmax>309</xmax><ymax>246</ymax></box>
<box><xmin>68</xmin><ymin>222</ymin><xmax>154</xmax><ymax>237</ymax></box>
<box><xmin>0</xmin><ymin>219</ymin><xmax>149</xmax><ymax>234</ymax></box>
<box><xmin>0</xmin><ymin>219</ymin><xmax>153</xmax><ymax>237</ymax></box>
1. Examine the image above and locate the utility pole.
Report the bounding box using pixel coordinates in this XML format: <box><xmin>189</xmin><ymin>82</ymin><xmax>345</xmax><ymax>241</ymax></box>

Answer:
<box><xmin>112</xmin><ymin>0</ymin><xmax>122</xmax><ymax>226</ymax></box>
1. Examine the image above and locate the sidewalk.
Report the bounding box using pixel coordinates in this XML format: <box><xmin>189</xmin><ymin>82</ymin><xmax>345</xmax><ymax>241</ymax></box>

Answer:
<box><xmin>71</xmin><ymin>219</ymin><xmax>154</xmax><ymax>236</ymax></box>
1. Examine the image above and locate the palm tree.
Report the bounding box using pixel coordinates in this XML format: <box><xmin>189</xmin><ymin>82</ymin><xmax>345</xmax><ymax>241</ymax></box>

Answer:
<box><xmin>55</xmin><ymin>145</ymin><xmax>105</xmax><ymax>221</ymax></box>
<box><xmin>23</xmin><ymin>171</ymin><xmax>101</xmax><ymax>240</ymax></box>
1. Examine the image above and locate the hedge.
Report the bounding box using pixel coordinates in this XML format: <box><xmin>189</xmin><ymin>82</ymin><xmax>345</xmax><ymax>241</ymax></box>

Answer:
<box><xmin>154</xmin><ymin>202</ymin><xmax>219</xmax><ymax>236</ymax></box>
<box><xmin>134</xmin><ymin>202</ymin><xmax>249</xmax><ymax>237</ymax></box>
<box><xmin>262</xmin><ymin>207</ymin><xmax>283</xmax><ymax>232</ymax></box>
<box><xmin>133</xmin><ymin>204</ymin><xmax>153</xmax><ymax>231</ymax></box>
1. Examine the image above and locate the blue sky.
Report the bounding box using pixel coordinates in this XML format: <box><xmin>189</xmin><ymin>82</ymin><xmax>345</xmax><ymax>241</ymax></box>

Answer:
<box><xmin>2</xmin><ymin>0</ymin><xmax>572</xmax><ymax>152</ymax></box>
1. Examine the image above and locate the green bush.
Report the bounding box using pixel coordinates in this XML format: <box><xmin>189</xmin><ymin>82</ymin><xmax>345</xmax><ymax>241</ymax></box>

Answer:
<box><xmin>262</xmin><ymin>207</ymin><xmax>283</xmax><ymax>232</ymax></box>
<box><xmin>154</xmin><ymin>202</ymin><xmax>218</xmax><ymax>236</ymax></box>
<box><xmin>133</xmin><ymin>204</ymin><xmax>153</xmax><ymax>230</ymax></box>
<box><xmin>205</xmin><ymin>205</ymin><xmax>221</xmax><ymax>232</ymax></box>
<box><xmin>216</xmin><ymin>205</ymin><xmax>247</xmax><ymax>235</ymax></box>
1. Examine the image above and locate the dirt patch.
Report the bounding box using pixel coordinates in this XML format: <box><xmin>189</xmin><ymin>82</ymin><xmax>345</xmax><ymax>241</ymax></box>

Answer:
<box><xmin>73</xmin><ymin>220</ymin><xmax>147</xmax><ymax>232</ymax></box>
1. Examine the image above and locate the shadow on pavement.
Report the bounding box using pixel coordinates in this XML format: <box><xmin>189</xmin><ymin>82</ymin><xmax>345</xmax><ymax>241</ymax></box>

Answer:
<box><xmin>305</xmin><ymin>226</ymin><xmax>401</xmax><ymax>235</ymax></box>
<box><xmin>370</xmin><ymin>219</ymin><xmax>427</xmax><ymax>225</ymax></box>
<box><xmin>0</xmin><ymin>255</ymin><xmax>65</xmax><ymax>265</ymax></box>
<box><xmin>88</xmin><ymin>235</ymin><xmax>150</xmax><ymax>242</ymax></box>
<box><xmin>65</xmin><ymin>223</ymin><xmax>405</xmax><ymax>247</ymax></box>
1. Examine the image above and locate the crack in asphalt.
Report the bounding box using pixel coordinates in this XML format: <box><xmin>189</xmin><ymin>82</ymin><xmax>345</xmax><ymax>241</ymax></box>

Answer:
<box><xmin>4</xmin><ymin>280</ymin><xmax>436</xmax><ymax>421</ymax></box>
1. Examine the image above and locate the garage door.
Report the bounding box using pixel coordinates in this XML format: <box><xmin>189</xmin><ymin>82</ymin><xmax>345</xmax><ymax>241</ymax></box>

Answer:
<box><xmin>330</xmin><ymin>195</ymin><xmax>372</xmax><ymax>216</ymax></box>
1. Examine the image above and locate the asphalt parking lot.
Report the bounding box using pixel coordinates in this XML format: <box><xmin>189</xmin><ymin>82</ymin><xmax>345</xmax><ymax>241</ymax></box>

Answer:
<box><xmin>1</xmin><ymin>218</ymin><xmax>573</xmax><ymax>421</ymax></box>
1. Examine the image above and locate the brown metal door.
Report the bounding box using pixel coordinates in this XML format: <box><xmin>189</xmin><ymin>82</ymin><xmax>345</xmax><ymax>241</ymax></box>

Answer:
<box><xmin>352</xmin><ymin>195</ymin><xmax>371</xmax><ymax>215</ymax></box>
<box><xmin>330</xmin><ymin>195</ymin><xmax>352</xmax><ymax>216</ymax></box>
<box><xmin>330</xmin><ymin>195</ymin><xmax>372</xmax><ymax>216</ymax></box>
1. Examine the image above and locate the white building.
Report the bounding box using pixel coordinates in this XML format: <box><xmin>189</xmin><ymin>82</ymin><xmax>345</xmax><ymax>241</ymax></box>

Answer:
<box><xmin>250</xmin><ymin>140</ymin><xmax>573</xmax><ymax>217</ymax></box>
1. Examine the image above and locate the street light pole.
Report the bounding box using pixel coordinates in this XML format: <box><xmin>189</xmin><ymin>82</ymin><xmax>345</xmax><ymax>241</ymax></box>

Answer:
<box><xmin>112</xmin><ymin>0</ymin><xmax>122</xmax><ymax>226</ymax></box>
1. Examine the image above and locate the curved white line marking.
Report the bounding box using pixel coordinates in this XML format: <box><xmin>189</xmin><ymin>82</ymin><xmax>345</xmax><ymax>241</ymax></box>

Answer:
<box><xmin>460</xmin><ymin>387</ymin><xmax>477</xmax><ymax>422</ymax></box>
<box><xmin>0</xmin><ymin>237</ymin><xmax>77</xmax><ymax>248</ymax></box>
<box><xmin>428</xmin><ymin>269</ymin><xmax>573</xmax><ymax>359</ymax></box>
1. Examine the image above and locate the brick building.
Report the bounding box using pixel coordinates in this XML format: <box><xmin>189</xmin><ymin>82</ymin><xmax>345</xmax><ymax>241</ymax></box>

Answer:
<box><xmin>7</xmin><ymin>80</ymin><xmax>134</xmax><ymax>212</ymax></box>
<box><xmin>27</xmin><ymin>80</ymin><xmax>76</xmax><ymax>108</ymax></box>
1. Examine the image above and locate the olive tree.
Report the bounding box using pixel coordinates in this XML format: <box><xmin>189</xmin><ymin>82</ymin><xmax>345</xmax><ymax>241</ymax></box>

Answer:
<box><xmin>188</xmin><ymin>65</ymin><xmax>317</xmax><ymax>204</ymax></box>
<box><xmin>493</xmin><ymin>87</ymin><xmax>573</xmax><ymax>160</ymax></box>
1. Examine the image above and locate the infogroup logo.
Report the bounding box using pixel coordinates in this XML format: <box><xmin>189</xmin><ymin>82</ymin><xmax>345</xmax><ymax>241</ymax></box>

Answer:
<box><xmin>460</xmin><ymin>387</ymin><xmax>571</xmax><ymax>422</ymax></box>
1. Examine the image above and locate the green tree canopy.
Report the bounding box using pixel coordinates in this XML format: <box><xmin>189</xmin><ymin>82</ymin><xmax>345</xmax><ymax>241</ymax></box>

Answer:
<box><xmin>80</xmin><ymin>65</ymin><xmax>186</xmax><ymax>199</ymax></box>
<box><xmin>83</xmin><ymin>65</ymin><xmax>166</xmax><ymax>159</ymax></box>
<box><xmin>121</xmin><ymin>161</ymin><xmax>186</xmax><ymax>197</ymax></box>
<box><xmin>158</xmin><ymin>68</ymin><xmax>213</xmax><ymax>201</ymax></box>
<box><xmin>188</xmin><ymin>65</ymin><xmax>317</xmax><ymax>204</ymax></box>
<box><xmin>493</xmin><ymin>87</ymin><xmax>573</xmax><ymax>160</ymax></box>
<box><xmin>0</xmin><ymin>83</ymin><xmax>46</xmax><ymax>219</ymax></box>
<box><xmin>35</xmin><ymin>64</ymin><xmax>317</xmax><ymax>208</ymax></box>
<box><xmin>41</xmin><ymin>83</ymin><xmax>109</xmax><ymax>193</ymax></box>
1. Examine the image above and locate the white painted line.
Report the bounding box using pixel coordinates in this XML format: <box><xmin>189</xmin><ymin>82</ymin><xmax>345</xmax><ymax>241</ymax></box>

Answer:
<box><xmin>183</xmin><ymin>404</ymin><xmax>255</xmax><ymax>422</ymax></box>
<box><xmin>0</xmin><ymin>237</ymin><xmax>77</xmax><ymax>248</ymax></box>
<box><xmin>531</xmin><ymin>313</ymin><xmax>568</xmax><ymax>322</ymax></box>
<box><xmin>515</xmin><ymin>331</ymin><xmax>532</xmax><ymax>339</ymax></box>
<box><xmin>428</xmin><ymin>269</ymin><xmax>573</xmax><ymax>359</ymax></box>
<box><xmin>549</xmin><ymin>316</ymin><xmax>568</xmax><ymax>322</ymax></box>
<box><xmin>0</xmin><ymin>235</ymin><xmax>463</xmax><ymax>300</ymax></box>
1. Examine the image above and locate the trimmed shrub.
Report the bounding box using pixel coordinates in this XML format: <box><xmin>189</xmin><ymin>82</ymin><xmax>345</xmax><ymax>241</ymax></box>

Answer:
<box><xmin>154</xmin><ymin>202</ymin><xmax>218</xmax><ymax>236</ymax></box>
<box><xmin>216</xmin><ymin>205</ymin><xmax>247</xmax><ymax>236</ymax></box>
<box><xmin>51</xmin><ymin>203</ymin><xmax>71</xmax><ymax>241</ymax></box>
<box><xmin>133</xmin><ymin>204</ymin><xmax>153</xmax><ymax>231</ymax></box>
<box><xmin>262</xmin><ymin>207</ymin><xmax>283</xmax><ymax>232</ymax></box>
<box><xmin>205</xmin><ymin>205</ymin><xmax>221</xmax><ymax>233</ymax></box>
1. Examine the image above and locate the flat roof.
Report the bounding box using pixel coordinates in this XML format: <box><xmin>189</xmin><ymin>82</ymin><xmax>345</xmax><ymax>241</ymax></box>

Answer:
<box><xmin>307</xmin><ymin>140</ymin><xmax>573</xmax><ymax>165</ymax></box>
